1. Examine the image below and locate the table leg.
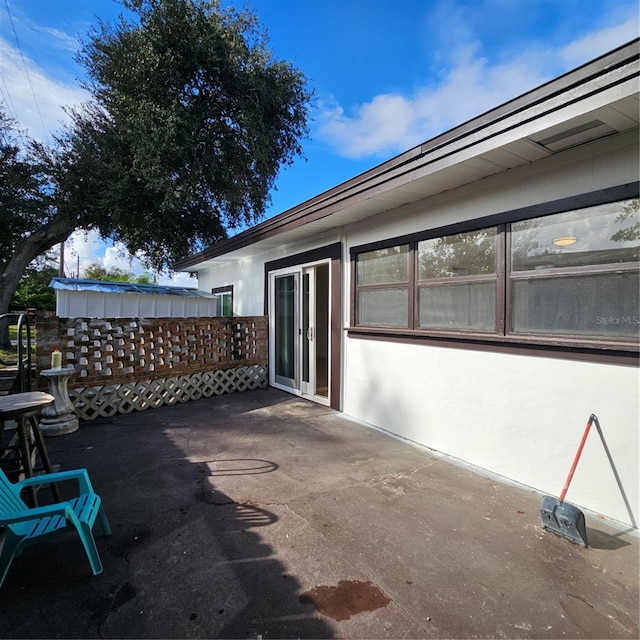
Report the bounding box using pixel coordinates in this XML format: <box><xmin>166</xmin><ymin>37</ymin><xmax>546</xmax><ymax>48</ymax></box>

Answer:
<box><xmin>17</xmin><ymin>419</ymin><xmax>37</xmax><ymax>506</ymax></box>
<box><xmin>29</xmin><ymin>416</ymin><xmax>61</xmax><ymax>502</ymax></box>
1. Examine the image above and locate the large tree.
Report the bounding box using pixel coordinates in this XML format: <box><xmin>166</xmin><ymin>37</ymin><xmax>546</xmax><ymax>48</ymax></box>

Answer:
<box><xmin>0</xmin><ymin>112</ymin><xmax>60</xmax><ymax>346</ymax></box>
<box><xmin>1</xmin><ymin>0</ymin><xmax>312</xmax><ymax>322</ymax></box>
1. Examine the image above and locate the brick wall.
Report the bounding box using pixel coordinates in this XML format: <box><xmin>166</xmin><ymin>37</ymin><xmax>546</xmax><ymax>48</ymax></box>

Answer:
<box><xmin>36</xmin><ymin>315</ymin><xmax>268</xmax><ymax>390</ymax></box>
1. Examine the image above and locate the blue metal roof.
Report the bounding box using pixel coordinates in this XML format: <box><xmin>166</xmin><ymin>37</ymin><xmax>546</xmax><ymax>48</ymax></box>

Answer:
<box><xmin>49</xmin><ymin>277</ymin><xmax>215</xmax><ymax>298</ymax></box>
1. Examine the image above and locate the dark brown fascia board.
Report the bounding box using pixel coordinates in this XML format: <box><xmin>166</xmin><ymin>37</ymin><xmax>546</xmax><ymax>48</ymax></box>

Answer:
<box><xmin>174</xmin><ymin>39</ymin><xmax>640</xmax><ymax>272</ymax></box>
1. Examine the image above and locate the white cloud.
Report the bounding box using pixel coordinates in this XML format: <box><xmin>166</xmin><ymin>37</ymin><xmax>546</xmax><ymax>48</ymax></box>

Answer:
<box><xmin>561</xmin><ymin>16</ymin><xmax>639</xmax><ymax>68</ymax></box>
<box><xmin>64</xmin><ymin>229</ymin><xmax>196</xmax><ymax>288</ymax></box>
<box><xmin>317</xmin><ymin>44</ymin><xmax>549</xmax><ymax>159</ymax></box>
<box><xmin>156</xmin><ymin>271</ymin><xmax>197</xmax><ymax>287</ymax></box>
<box><xmin>102</xmin><ymin>244</ymin><xmax>144</xmax><ymax>274</ymax></box>
<box><xmin>63</xmin><ymin>230</ymin><xmax>104</xmax><ymax>277</ymax></box>
<box><xmin>0</xmin><ymin>36</ymin><xmax>87</xmax><ymax>142</ymax></box>
<box><xmin>32</xmin><ymin>25</ymin><xmax>79</xmax><ymax>53</ymax></box>
<box><xmin>317</xmin><ymin>17</ymin><xmax>638</xmax><ymax>160</ymax></box>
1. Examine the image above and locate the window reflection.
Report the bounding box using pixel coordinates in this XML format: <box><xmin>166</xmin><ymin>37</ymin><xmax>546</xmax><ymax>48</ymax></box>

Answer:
<box><xmin>357</xmin><ymin>246</ymin><xmax>408</xmax><ymax>285</ymax></box>
<box><xmin>418</xmin><ymin>228</ymin><xmax>496</xmax><ymax>279</ymax></box>
<box><xmin>511</xmin><ymin>199</ymin><xmax>639</xmax><ymax>271</ymax></box>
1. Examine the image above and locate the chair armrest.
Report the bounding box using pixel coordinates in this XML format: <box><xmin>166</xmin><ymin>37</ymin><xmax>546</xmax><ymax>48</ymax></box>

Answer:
<box><xmin>0</xmin><ymin>502</ymin><xmax>73</xmax><ymax>525</ymax></box>
<box><xmin>17</xmin><ymin>468</ymin><xmax>95</xmax><ymax>494</ymax></box>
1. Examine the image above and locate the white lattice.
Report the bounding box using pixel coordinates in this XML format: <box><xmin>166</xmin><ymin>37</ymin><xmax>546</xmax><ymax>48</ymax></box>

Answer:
<box><xmin>69</xmin><ymin>365</ymin><xmax>268</xmax><ymax>421</ymax></box>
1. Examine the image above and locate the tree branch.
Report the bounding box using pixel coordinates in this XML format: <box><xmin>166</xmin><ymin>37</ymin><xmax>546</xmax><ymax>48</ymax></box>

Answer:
<box><xmin>0</xmin><ymin>217</ymin><xmax>75</xmax><ymax>315</ymax></box>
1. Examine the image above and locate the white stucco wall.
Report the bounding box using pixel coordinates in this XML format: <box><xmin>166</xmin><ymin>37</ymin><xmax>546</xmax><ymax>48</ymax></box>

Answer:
<box><xmin>343</xmin><ymin>337</ymin><xmax>639</xmax><ymax>526</ymax></box>
<box><xmin>197</xmin><ymin>257</ymin><xmax>266</xmax><ymax>316</ymax></box>
<box><xmin>195</xmin><ymin>131</ymin><xmax>639</xmax><ymax>527</ymax></box>
<box><xmin>340</xmin><ymin>133</ymin><xmax>639</xmax><ymax>527</ymax></box>
<box><xmin>196</xmin><ymin>232</ymin><xmax>342</xmax><ymax>317</ymax></box>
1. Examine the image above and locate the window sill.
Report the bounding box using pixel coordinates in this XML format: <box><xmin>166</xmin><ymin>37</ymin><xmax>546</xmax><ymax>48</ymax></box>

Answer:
<box><xmin>346</xmin><ymin>326</ymin><xmax>639</xmax><ymax>365</ymax></box>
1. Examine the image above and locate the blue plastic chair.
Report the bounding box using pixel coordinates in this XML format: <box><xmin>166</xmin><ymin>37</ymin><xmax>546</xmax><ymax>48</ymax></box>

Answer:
<box><xmin>0</xmin><ymin>467</ymin><xmax>111</xmax><ymax>588</ymax></box>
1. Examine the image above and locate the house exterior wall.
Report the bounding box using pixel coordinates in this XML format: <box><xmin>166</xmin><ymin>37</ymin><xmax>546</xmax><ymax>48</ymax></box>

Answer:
<box><xmin>194</xmin><ymin>132</ymin><xmax>639</xmax><ymax>527</ymax></box>
<box><xmin>343</xmin><ymin>337</ymin><xmax>638</xmax><ymax>526</ymax></box>
<box><xmin>196</xmin><ymin>232</ymin><xmax>342</xmax><ymax>316</ymax></box>
<box><xmin>196</xmin><ymin>258</ymin><xmax>265</xmax><ymax>316</ymax></box>
<box><xmin>341</xmin><ymin>134</ymin><xmax>639</xmax><ymax>527</ymax></box>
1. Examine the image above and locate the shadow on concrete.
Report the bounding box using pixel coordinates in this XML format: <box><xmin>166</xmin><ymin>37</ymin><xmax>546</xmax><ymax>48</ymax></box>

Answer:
<box><xmin>0</xmin><ymin>387</ymin><xmax>637</xmax><ymax>640</ymax></box>
<box><xmin>587</xmin><ymin>527</ymin><xmax>633</xmax><ymax>550</ymax></box>
<box><xmin>0</xmin><ymin>389</ymin><xmax>334</xmax><ymax>639</ymax></box>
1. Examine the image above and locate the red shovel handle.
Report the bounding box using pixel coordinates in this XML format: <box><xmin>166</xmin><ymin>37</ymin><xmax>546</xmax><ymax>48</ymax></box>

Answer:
<box><xmin>559</xmin><ymin>414</ymin><xmax>595</xmax><ymax>502</ymax></box>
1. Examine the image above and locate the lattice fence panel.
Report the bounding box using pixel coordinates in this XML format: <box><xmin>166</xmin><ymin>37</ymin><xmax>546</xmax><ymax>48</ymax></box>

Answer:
<box><xmin>70</xmin><ymin>365</ymin><xmax>268</xmax><ymax>421</ymax></box>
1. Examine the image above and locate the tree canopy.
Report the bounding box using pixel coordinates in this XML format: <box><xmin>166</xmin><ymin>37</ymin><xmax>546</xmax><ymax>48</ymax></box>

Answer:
<box><xmin>0</xmin><ymin>112</ymin><xmax>50</xmax><ymax>268</ymax></box>
<box><xmin>10</xmin><ymin>265</ymin><xmax>58</xmax><ymax>312</ymax></box>
<box><xmin>82</xmin><ymin>263</ymin><xmax>155</xmax><ymax>284</ymax></box>
<box><xmin>1</xmin><ymin>0</ymin><xmax>313</xmax><ymax>330</ymax></box>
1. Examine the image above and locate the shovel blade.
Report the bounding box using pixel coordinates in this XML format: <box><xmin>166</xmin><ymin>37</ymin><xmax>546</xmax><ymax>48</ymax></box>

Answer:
<box><xmin>540</xmin><ymin>496</ymin><xmax>588</xmax><ymax>547</ymax></box>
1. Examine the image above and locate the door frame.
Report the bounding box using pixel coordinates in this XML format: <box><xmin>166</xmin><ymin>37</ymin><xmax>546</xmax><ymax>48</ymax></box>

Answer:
<box><xmin>268</xmin><ymin>263</ymin><xmax>329</xmax><ymax>405</ymax></box>
<box><xmin>265</xmin><ymin>243</ymin><xmax>342</xmax><ymax>410</ymax></box>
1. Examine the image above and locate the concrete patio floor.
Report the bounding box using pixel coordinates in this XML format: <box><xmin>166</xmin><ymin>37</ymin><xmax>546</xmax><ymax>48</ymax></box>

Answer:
<box><xmin>1</xmin><ymin>388</ymin><xmax>638</xmax><ymax>639</ymax></box>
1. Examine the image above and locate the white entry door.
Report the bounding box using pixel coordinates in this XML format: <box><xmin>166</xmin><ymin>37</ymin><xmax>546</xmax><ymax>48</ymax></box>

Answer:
<box><xmin>269</xmin><ymin>263</ymin><xmax>330</xmax><ymax>404</ymax></box>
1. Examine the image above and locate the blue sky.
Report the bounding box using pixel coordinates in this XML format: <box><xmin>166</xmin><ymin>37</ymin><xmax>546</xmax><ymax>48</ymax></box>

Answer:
<box><xmin>1</xmin><ymin>0</ymin><xmax>638</xmax><ymax>285</ymax></box>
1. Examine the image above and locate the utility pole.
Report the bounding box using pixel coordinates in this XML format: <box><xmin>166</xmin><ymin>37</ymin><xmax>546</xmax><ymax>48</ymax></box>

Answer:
<box><xmin>59</xmin><ymin>241</ymin><xmax>65</xmax><ymax>277</ymax></box>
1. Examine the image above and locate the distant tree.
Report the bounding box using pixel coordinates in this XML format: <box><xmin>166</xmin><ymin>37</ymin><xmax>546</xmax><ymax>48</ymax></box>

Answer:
<box><xmin>10</xmin><ymin>265</ymin><xmax>58</xmax><ymax>312</ymax></box>
<box><xmin>1</xmin><ymin>0</ymin><xmax>312</xmax><ymax>339</ymax></box>
<box><xmin>82</xmin><ymin>263</ymin><xmax>155</xmax><ymax>284</ymax></box>
<box><xmin>418</xmin><ymin>229</ymin><xmax>496</xmax><ymax>278</ymax></box>
<box><xmin>610</xmin><ymin>199</ymin><xmax>640</xmax><ymax>245</ymax></box>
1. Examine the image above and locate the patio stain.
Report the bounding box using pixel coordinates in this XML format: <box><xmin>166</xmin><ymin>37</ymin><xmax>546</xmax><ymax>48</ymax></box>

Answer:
<box><xmin>299</xmin><ymin>580</ymin><xmax>391</xmax><ymax>621</ymax></box>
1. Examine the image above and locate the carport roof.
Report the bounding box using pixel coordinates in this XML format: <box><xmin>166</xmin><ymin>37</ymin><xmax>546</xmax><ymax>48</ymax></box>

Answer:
<box><xmin>50</xmin><ymin>277</ymin><xmax>216</xmax><ymax>298</ymax></box>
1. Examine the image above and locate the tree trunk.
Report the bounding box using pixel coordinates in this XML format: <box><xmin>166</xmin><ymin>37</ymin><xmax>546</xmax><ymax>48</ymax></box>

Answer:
<box><xmin>0</xmin><ymin>218</ymin><xmax>74</xmax><ymax>349</ymax></box>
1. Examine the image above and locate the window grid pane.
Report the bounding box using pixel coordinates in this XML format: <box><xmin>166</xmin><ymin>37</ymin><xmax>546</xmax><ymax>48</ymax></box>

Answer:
<box><xmin>419</xmin><ymin>228</ymin><xmax>496</xmax><ymax>279</ymax></box>
<box><xmin>418</xmin><ymin>282</ymin><xmax>496</xmax><ymax>331</ymax></box>
<box><xmin>357</xmin><ymin>288</ymin><xmax>408</xmax><ymax>327</ymax></box>
<box><xmin>511</xmin><ymin>199</ymin><xmax>639</xmax><ymax>272</ymax></box>
<box><xmin>357</xmin><ymin>246</ymin><xmax>409</xmax><ymax>286</ymax></box>
<box><xmin>511</xmin><ymin>271</ymin><xmax>639</xmax><ymax>338</ymax></box>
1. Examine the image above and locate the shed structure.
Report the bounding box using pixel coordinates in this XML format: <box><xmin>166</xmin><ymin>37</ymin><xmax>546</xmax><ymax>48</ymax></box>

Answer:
<box><xmin>51</xmin><ymin>278</ymin><xmax>222</xmax><ymax>319</ymax></box>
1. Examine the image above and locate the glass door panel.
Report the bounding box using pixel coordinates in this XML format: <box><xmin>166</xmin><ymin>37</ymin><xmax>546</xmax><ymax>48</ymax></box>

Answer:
<box><xmin>302</xmin><ymin>272</ymin><xmax>310</xmax><ymax>386</ymax></box>
<box><xmin>314</xmin><ymin>264</ymin><xmax>329</xmax><ymax>399</ymax></box>
<box><xmin>274</xmin><ymin>273</ymin><xmax>298</xmax><ymax>388</ymax></box>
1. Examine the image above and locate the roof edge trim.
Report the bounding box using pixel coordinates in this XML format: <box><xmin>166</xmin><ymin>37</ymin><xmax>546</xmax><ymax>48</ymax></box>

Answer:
<box><xmin>175</xmin><ymin>39</ymin><xmax>640</xmax><ymax>271</ymax></box>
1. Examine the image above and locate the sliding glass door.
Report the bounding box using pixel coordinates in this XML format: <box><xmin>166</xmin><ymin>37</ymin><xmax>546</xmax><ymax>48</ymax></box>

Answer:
<box><xmin>270</xmin><ymin>263</ymin><xmax>330</xmax><ymax>404</ymax></box>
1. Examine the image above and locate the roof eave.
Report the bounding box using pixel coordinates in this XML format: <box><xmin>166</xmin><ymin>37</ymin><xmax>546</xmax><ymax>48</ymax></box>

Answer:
<box><xmin>174</xmin><ymin>38</ymin><xmax>640</xmax><ymax>272</ymax></box>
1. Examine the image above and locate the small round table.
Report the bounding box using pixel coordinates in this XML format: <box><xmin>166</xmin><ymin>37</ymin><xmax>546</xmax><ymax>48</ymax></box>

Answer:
<box><xmin>0</xmin><ymin>391</ymin><xmax>61</xmax><ymax>505</ymax></box>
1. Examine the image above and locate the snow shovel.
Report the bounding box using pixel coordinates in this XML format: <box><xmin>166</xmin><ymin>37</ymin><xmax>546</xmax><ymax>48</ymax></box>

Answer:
<box><xmin>539</xmin><ymin>414</ymin><xmax>595</xmax><ymax>547</ymax></box>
